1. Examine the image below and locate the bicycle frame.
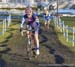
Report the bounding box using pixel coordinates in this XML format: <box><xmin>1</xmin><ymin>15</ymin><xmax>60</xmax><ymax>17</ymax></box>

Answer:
<box><xmin>21</xmin><ymin>29</ymin><xmax>35</xmax><ymax>47</ymax></box>
<box><xmin>27</xmin><ymin>31</ymin><xmax>35</xmax><ymax>49</ymax></box>
<box><xmin>21</xmin><ymin>29</ymin><xmax>35</xmax><ymax>60</ymax></box>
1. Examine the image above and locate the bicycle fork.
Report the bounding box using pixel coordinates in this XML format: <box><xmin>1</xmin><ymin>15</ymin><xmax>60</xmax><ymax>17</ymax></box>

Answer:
<box><xmin>27</xmin><ymin>36</ymin><xmax>31</xmax><ymax>52</ymax></box>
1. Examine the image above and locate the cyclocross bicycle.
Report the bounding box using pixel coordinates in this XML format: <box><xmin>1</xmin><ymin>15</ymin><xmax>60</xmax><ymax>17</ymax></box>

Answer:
<box><xmin>21</xmin><ymin>28</ymin><xmax>36</xmax><ymax>60</ymax></box>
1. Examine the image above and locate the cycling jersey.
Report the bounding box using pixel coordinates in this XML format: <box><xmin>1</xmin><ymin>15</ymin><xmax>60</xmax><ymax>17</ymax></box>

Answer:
<box><xmin>20</xmin><ymin>14</ymin><xmax>40</xmax><ymax>34</ymax></box>
<box><xmin>42</xmin><ymin>13</ymin><xmax>51</xmax><ymax>21</ymax></box>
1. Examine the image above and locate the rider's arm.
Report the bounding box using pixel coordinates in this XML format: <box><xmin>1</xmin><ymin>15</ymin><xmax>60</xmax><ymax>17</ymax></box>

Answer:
<box><xmin>20</xmin><ymin>17</ymin><xmax>25</xmax><ymax>32</ymax></box>
<box><xmin>20</xmin><ymin>17</ymin><xmax>25</xmax><ymax>28</ymax></box>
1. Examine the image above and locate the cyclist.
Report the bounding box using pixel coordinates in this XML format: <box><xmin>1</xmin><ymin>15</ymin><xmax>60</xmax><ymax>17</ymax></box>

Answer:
<box><xmin>42</xmin><ymin>7</ymin><xmax>51</xmax><ymax>31</ymax></box>
<box><xmin>20</xmin><ymin>6</ymin><xmax>40</xmax><ymax>56</ymax></box>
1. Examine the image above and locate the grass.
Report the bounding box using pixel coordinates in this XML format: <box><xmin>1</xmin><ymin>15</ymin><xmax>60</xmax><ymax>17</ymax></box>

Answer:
<box><xmin>0</xmin><ymin>21</ymin><xmax>20</xmax><ymax>43</ymax></box>
<box><xmin>0</xmin><ymin>32</ymin><xmax>11</xmax><ymax>43</ymax></box>
<box><xmin>0</xmin><ymin>21</ymin><xmax>20</xmax><ymax>52</ymax></box>
<box><xmin>55</xmin><ymin>26</ymin><xmax>75</xmax><ymax>52</ymax></box>
<box><xmin>0</xmin><ymin>7</ymin><xmax>37</xmax><ymax>10</ymax></box>
<box><xmin>56</xmin><ymin>17</ymin><xmax>75</xmax><ymax>52</ymax></box>
<box><xmin>0</xmin><ymin>22</ymin><xmax>9</xmax><ymax>43</ymax></box>
<box><xmin>61</xmin><ymin>17</ymin><xmax>75</xmax><ymax>27</ymax></box>
<box><xmin>0</xmin><ymin>31</ymin><xmax>11</xmax><ymax>51</ymax></box>
<box><xmin>57</xmin><ymin>32</ymin><xmax>75</xmax><ymax>52</ymax></box>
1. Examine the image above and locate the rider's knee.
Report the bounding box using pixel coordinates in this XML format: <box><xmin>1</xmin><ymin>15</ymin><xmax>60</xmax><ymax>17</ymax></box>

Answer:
<box><xmin>34</xmin><ymin>33</ymin><xmax>39</xmax><ymax>40</ymax></box>
<box><xmin>26</xmin><ymin>31</ymin><xmax>30</xmax><ymax>35</ymax></box>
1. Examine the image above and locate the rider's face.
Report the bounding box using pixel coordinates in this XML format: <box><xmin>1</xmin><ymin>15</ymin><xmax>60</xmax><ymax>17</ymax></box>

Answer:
<box><xmin>45</xmin><ymin>10</ymin><xmax>49</xmax><ymax>15</ymax></box>
<box><xmin>26</xmin><ymin>10</ymin><xmax>32</xmax><ymax>18</ymax></box>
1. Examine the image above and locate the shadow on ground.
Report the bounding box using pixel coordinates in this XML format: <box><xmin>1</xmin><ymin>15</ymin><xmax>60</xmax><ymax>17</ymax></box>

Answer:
<box><xmin>41</xmin><ymin>24</ymin><xmax>75</xmax><ymax>65</ymax></box>
<box><xmin>0</xmin><ymin>54</ymin><xmax>7</xmax><ymax>67</ymax></box>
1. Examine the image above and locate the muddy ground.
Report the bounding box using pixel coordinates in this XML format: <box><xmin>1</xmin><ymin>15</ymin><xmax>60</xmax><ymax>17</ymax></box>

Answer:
<box><xmin>0</xmin><ymin>24</ymin><xmax>75</xmax><ymax>67</ymax></box>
